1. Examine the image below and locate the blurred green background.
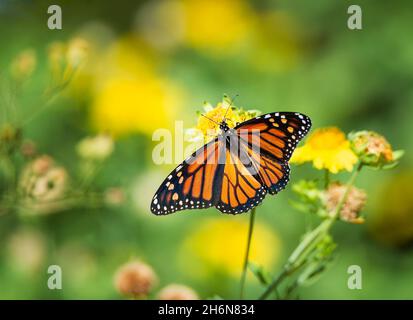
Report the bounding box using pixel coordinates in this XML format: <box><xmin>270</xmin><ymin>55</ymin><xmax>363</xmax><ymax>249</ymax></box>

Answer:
<box><xmin>0</xmin><ymin>0</ymin><xmax>412</xmax><ymax>299</ymax></box>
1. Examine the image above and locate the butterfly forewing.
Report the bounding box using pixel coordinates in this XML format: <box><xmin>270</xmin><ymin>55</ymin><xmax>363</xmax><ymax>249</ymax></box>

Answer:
<box><xmin>235</xmin><ymin>112</ymin><xmax>311</xmax><ymax>162</ymax></box>
<box><xmin>150</xmin><ymin>137</ymin><xmax>225</xmax><ymax>215</ymax></box>
<box><xmin>234</xmin><ymin>112</ymin><xmax>311</xmax><ymax>196</ymax></box>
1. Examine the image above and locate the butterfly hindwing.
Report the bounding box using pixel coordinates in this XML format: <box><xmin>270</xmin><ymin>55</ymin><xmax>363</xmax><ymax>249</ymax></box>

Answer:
<box><xmin>244</xmin><ymin>144</ymin><xmax>291</xmax><ymax>195</ymax></box>
<box><xmin>215</xmin><ymin>136</ymin><xmax>268</xmax><ymax>214</ymax></box>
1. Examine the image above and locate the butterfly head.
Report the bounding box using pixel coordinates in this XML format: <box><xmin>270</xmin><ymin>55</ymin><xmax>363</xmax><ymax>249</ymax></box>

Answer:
<box><xmin>219</xmin><ymin>121</ymin><xmax>230</xmax><ymax>133</ymax></box>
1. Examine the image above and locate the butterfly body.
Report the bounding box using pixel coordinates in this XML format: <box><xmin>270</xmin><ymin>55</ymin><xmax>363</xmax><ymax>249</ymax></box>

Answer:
<box><xmin>151</xmin><ymin>112</ymin><xmax>311</xmax><ymax>215</ymax></box>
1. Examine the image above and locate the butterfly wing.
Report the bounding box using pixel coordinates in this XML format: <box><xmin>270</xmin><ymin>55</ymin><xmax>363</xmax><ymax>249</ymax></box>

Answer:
<box><xmin>151</xmin><ymin>112</ymin><xmax>311</xmax><ymax>215</ymax></box>
<box><xmin>150</xmin><ymin>137</ymin><xmax>226</xmax><ymax>215</ymax></box>
<box><xmin>235</xmin><ymin>112</ymin><xmax>311</xmax><ymax>195</ymax></box>
<box><xmin>215</xmin><ymin>136</ymin><xmax>268</xmax><ymax>214</ymax></box>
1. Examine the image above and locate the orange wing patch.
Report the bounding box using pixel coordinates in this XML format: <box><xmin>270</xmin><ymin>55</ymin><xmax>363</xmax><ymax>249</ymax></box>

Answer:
<box><xmin>151</xmin><ymin>138</ymin><xmax>224</xmax><ymax>215</ymax></box>
<box><xmin>246</xmin><ymin>143</ymin><xmax>290</xmax><ymax>195</ymax></box>
<box><xmin>216</xmin><ymin>149</ymin><xmax>267</xmax><ymax>214</ymax></box>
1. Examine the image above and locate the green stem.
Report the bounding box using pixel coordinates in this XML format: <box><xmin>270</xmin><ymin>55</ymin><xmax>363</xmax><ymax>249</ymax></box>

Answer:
<box><xmin>259</xmin><ymin>163</ymin><xmax>363</xmax><ymax>300</ymax></box>
<box><xmin>240</xmin><ymin>207</ymin><xmax>256</xmax><ymax>299</ymax></box>
<box><xmin>324</xmin><ymin>169</ymin><xmax>330</xmax><ymax>189</ymax></box>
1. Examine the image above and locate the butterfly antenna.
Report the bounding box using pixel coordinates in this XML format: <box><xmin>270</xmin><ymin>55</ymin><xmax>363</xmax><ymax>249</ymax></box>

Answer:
<box><xmin>201</xmin><ymin>113</ymin><xmax>220</xmax><ymax>125</ymax></box>
<box><xmin>223</xmin><ymin>94</ymin><xmax>239</xmax><ymax>122</ymax></box>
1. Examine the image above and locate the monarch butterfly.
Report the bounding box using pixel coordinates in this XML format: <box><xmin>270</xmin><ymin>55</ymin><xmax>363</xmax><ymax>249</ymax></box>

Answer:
<box><xmin>150</xmin><ymin>110</ymin><xmax>311</xmax><ymax>215</ymax></box>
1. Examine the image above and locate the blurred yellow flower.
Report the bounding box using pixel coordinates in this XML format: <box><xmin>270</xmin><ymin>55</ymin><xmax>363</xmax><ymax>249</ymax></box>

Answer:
<box><xmin>91</xmin><ymin>76</ymin><xmax>180</xmax><ymax>137</ymax></box>
<box><xmin>369</xmin><ymin>171</ymin><xmax>413</xmax><ymax>247</ymax></box>
<box><xmin>10</xmin><ymin>49</ymin><xmax>37</xmax><ymax>81</ymax></box>
<box><xmin>48</xmin><ymin>37</ymin><xmax>90</xmax><ymax>85</ymax></box>
<box><xmin>93</xmin><ymin>36</ymin><xmax>156</xmax><ymax>84</ymax></box>
<box><xmin>71</xmin><ymin>36</ymin><xmax>184</xmax><ymax>137</ymax></box>
<box><xmin>48</xmin><ymin>41</ymin><xmax>66</xmax><ymax>80</ymax></box>
<box><xmin>196</xmin><ymin>101</ymin><xmax>239</xmax><ymax>139</ymax></box>
<box><xmin>290</xmin><ymin>127</ymin><xmax>358</xmax><ymax>174</ymax></box>
<box><xmin>182</xmin><ymin>0</ymin><xmax>253</xmax><ymax>54</ymax></box>
<box><xmin>182</xmin><ymin>218</ymin><xmax>280</xmax><ymax>277</ymax></box>
<box><xmin>66</xmin><ymin>37</ymin><xmax>90</xmax><ymax>69</ymax></box>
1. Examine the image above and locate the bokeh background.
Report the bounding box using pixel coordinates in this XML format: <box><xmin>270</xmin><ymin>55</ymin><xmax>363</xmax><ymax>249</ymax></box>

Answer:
<box><xmin>0</xmin><ymin>0</ymin><xmax>412</xmax><ymax>299</ymax></box>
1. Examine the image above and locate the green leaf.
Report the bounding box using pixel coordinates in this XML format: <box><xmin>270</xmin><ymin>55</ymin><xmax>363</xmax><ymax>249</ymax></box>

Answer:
<box><xmin>288</xmin><ymin>199</ymin><xmax>311</xmax><ymax>214</ymax></box>
<box><xmin>393</xmin><ymin>150</ymin><xmax>405</xmax><ymax>161</ymax></box>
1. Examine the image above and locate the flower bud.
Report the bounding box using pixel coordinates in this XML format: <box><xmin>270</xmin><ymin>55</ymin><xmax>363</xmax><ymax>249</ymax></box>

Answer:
<box><xmin>76</xmin><ymin>134</ymin><xmax>114</xmax><ymax>161</ymax></box>
<box><xmin>114</xmin><ymin>260</ymin><xmax>157</xmax><ymax>298</ymax></box>
<box><xmin>349</xmin><ymin>131</ymin><xmax>394</xmax><ymax>167</ymax></box>
<box><xmin>157</xmin><ymin>284</ymin><xmax>199</xmax><ymax>300</ymax></box>
<box><xmin>0</xmin><ymin>124</ymin><xmax>22</xmax><ymax>154</ymax></box>
<box><xmin>66</xmin><ymin>37</ymin><xmax>89</xmax><ymax>68</ymax></box>
<box><xmin>10</xmin><ymin>49</ymin><xmax>37</xmax><ymax>80</ymax></box>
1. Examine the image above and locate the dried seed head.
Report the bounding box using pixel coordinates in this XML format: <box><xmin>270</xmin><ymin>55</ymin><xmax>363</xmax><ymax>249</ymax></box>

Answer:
<box><xmin>324</xmin><ymin>183</ymin><xmax>367</xmax><ymax>224</ymax></box>
<box><xmin>157</xmin><ymin>284</ymin><xmax>199</xmax><ymax>300</ymax></box>
<box><xmin>114</xmin><ymin>261</ymin><xmax>157</xmax><ymax>298</ymax></box>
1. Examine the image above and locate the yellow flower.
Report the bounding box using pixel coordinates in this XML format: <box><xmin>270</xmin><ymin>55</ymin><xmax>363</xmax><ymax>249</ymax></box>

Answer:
<box><xmin>290</xmin><ymin>127</ymin><xmax>358</xmax><ymax>174</ymax></box>
<box><xmin>196</xmin><ymin>101</ymin><xmax>240</xmax><ymax>139</ymax></box>
<box><xmin>76</xmin><ymin>36</ymin><xmax>183</xmax><ymax>137</ymax></box>
<box><xmin>66</xmin><ymin>37</ymin><xmax>90</xmax><ymax>69</ymax></box>
<box><xmin>182</xmin><ymin>0</ymin><xmax>253</xmax><ymax>54</ymax></box>
<box><xmin>187</xmin><ymin>97</ymin><xmax>260</xmax><ymax>143</ymax></box>
<box><xmin>48</xmin><ymin>41</ymin><xmax>66</xmax><ymax>80</ymax></box>
<box><xmin>181</xmin><ymin>218</ymin><xmax>280</xmax><ymax>278</ymax></box>
<box><xmin>91</xmin><ymin>76</ymin><xmax>180</xmax><ymax>137</ymax></box>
